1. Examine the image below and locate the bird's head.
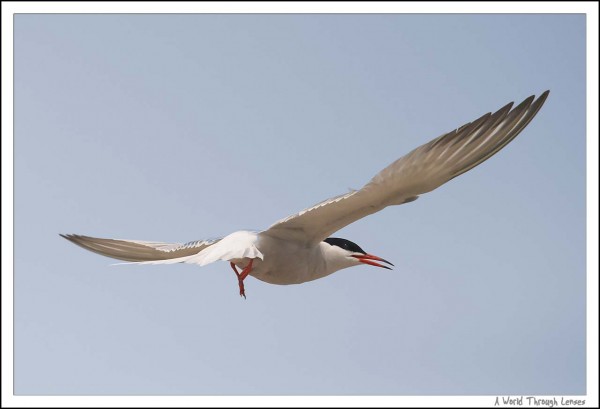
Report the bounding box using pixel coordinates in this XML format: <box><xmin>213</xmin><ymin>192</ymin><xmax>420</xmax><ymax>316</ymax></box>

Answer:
<box><xmin>323</xmin><ymin>237</ymin><xmax>394</xmax><ymax>271</ymax></box>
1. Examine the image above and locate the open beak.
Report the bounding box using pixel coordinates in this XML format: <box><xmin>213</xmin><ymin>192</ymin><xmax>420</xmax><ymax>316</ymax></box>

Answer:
<box><xmin>352</xmin><ymin>254</ymin><xmax>394</xmax><ymax>270</ymax></box>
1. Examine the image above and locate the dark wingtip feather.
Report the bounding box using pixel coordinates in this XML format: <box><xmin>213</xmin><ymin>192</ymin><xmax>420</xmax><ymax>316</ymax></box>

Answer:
<box><xmin>537</xmin><ymin>90</ymin><xmax>550</xmax><ymax>104</ymax></box>
<box><xmin>60</xmin><ymin>233</ymin><xmax>79</xmax><ymax>241</ymax></box>
<box><xmin>498</xmin><ymin>101</ymin><xmax>514</xmax><ymax>114</ymax></box>
<box><xmin>519</xmin><ymin>94</ymin><xmax>536</xmax><ymax>109</ymax></box>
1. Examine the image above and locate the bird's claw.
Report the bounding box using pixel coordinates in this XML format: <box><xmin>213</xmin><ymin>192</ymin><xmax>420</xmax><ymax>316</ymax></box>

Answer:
<box><xmin>239</xmin><ymin>280</ymin><xmax>246</xmax><ymax>299</ymax></box>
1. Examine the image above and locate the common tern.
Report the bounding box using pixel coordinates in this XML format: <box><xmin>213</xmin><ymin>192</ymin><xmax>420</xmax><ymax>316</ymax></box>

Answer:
<box><xmin>62</xmin><ymin>91</ymin><xmax>549</xmax><ymax>298</ymax></box>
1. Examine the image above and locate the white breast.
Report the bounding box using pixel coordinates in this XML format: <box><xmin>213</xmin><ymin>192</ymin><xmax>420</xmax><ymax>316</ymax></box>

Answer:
<box><xmin>245</xmin><ymin>234</ymin><xmax>336</xmax><ymax>285</ymax></box>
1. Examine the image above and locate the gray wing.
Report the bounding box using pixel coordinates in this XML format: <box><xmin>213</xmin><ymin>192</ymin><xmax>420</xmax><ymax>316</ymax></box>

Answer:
<box><xmin>264</xmin><ymin>91</ymin><xmax>550</xmax><ymax>244</ymax></box>
<box><xmin>60</xmin><ymin>234</ymin><xmax>220</xmax><ymax>262</ymax></box>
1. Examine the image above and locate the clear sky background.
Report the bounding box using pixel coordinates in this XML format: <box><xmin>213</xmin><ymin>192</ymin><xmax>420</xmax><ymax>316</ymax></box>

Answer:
<box><xmin>14</xmin><ymin>14</ymin><xmax>585</xmax><ymax>395</ymax></box>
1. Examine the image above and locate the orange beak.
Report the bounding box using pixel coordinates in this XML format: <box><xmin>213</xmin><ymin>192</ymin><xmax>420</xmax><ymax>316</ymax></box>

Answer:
<box><xmin>352</xmin><ymin>254</ymin><xmax>394</xmax><ymax>270</ymax></box>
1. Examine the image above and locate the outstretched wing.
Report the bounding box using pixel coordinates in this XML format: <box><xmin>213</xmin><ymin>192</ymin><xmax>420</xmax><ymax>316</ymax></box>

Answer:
<box><xmin>60</xmin><ymin>234</ymin><xmax>220</xmax><ymax>263</ymax></box>
<box><xmin>264</xmin><ymin>91</ymin><xmax>549</xmax><ymax>244</ymax></box>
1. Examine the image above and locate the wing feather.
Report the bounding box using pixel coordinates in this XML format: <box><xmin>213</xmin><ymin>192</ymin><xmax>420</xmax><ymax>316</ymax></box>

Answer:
<box><xmin>60</xmin><ymin>234</ymin><xmax>220</xmax><ymax>262</ymax></box>
<box><xmin>264</xmin><ymin>91</ymin><xmax>549</xmax><ymax>244</ymax></box>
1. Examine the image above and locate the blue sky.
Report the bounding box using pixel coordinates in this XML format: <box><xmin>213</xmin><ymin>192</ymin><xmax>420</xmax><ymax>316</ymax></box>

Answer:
<box><xmin>14</xmin><ymin>14</ymin><xmax>585</xmax><ymax>395</ymax></box>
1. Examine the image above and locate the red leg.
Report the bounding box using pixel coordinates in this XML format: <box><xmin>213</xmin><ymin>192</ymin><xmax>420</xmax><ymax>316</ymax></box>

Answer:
<box><xmin>230</xmin><ymin>260</ymin><xmax>254</xmax><ymax>299</ymax></box>
<box><xmin>239</xmin><ymin>259</ymin><xmax>254</xmax><ymax>281</ymax></box>
<box><xmin>230</xmin><ymin>262</ymin><xmax>240</xmax><ymax>278</ymax></box>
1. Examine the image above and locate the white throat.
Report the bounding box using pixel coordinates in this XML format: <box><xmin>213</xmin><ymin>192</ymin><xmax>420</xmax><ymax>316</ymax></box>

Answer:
<box><xmin>319</xmin><ymin>242</ymin><xmax>361</xmax><ymax>276</ymax></box>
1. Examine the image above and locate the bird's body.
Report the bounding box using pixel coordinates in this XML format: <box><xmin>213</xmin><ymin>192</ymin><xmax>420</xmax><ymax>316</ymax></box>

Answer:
<box><xmin>235</xmin><ymin>233</ymin><xmax>378</xmax><ymax>285</ymax></box>
<box><xmin>62</xmin><ymin>91</ymin><xmax>550</xmax><ymax>298</ymax></box>
<box><xmin>228</xmin><ymin>232</ymin><xmax>329</xmax><ymax>285</ymax></box>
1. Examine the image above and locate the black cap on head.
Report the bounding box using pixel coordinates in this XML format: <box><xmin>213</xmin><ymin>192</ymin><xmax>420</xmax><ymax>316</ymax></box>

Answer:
<box><xmin>324</xmin><ymin>237</ymin><xmax>366</xmax><ymax>254</ymax></box>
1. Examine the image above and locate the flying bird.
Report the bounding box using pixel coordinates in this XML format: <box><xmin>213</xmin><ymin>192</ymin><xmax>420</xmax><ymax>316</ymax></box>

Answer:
<box><xmin>62</xmin><ymin>91</ymin><xmax>549</xmax><ymax>298</ymax></box>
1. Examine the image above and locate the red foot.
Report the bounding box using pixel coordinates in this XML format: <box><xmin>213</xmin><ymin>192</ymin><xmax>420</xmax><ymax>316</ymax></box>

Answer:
<box><xmin>239</xmin><ymin>280</ymin><xmax>246</xmax><ymax>299</ymax></box>
<box><xmin>230</xmin><ymin>259</ymin><xmax>254</xmax><ymax>299</ymax></box>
